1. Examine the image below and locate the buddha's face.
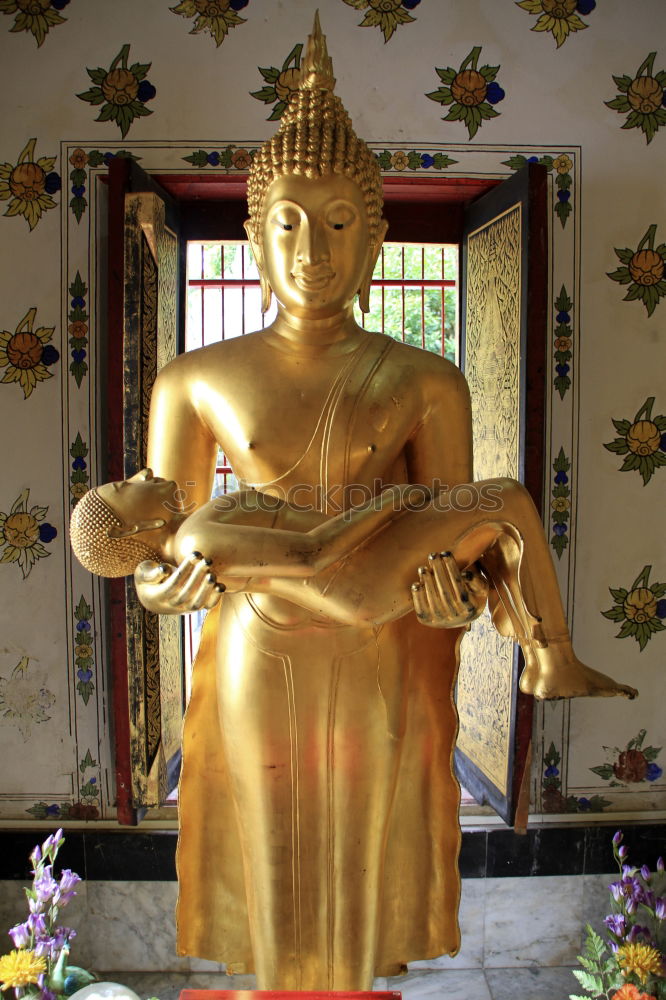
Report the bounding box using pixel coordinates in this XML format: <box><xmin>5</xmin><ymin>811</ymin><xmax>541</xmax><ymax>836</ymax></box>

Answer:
<box><xmin>97</xmin><ymin>468</ymin><xmax>178</xmax><ymax>533</ymax></box>
<box><xmin>254</xmin><ymin>174</ymin><xmax>379</xmax><ymax>319</ymax></box>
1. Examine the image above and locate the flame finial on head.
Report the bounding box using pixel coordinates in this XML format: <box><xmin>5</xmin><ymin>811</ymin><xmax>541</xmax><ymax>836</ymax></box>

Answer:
<box><xmin>300</xmin><ymin>11</ymin><xmax>335</xmax><ymax>92</ymax></box>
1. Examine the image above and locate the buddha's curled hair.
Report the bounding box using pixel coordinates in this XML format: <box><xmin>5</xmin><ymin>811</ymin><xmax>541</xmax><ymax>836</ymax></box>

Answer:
<box><xmin>70</xmin><ymin>488</ymin><xmax>161</xmax><ymax>578</ymax></box>
<box><xmin>246</xmin><ymin>12</ymin><xmax>383</xmax><ymax>242</ymax></box>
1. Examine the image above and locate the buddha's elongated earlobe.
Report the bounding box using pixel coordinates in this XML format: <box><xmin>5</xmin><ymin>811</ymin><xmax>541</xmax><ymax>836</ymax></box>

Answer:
<box><xmin>358</xmin><ymin>220</ymin><xmax>388</xmax><ymax>314</ymax></box>
<box><xmin>244</xmin><ymin>218</ymin><xmax>273</xmax><ymax>314</ymax></box>
<box><xmin>108</xmin><ymin>518</ymin><xmax>166</xmax><ymax>539</ymax></box>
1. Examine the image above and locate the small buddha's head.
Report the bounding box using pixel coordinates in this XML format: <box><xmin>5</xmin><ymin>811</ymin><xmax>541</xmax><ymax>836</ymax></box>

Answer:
<box><xmin>245</xmin><ymin>12</ymin><xmax>387</xmax><ymax>314</ymax></box>
<box><xmin>70</xmin><ymin>470</ymin><xmax>175</xmax><ymax>578</ymax></box>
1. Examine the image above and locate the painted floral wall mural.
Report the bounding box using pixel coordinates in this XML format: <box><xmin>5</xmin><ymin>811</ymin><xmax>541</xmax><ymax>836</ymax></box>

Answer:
<box><xmin>515</xmin><ymin>0</ymin><xmax>596</xmax><ymax>49</ymax></box>
<box><xmin>602</xmin><ymin>565</ymin><xmax>666</xmax><ymax>652</ymax></box>
<box><xmin>341</xmin><ymin>0</ymin><xmax>421</xmax><ymax>43</ymax></box>
<box><xmin>0</xmin><ymin>489</ymin><xmax>57</xmax><ymax>579</ymax></box>
<box><xmin>607</xmin><ymin>225</ymin><xmax>666</xmax><ymax>317</ymax></box>
<box><xmin>0</xmin><ymin>308</ymin><xmax>59</xmax><ymax>398</ymax></box>
<box><xmin>603</xmin><ymin>397</ymin><xmax>666</xmax><ymax>486</ymax></box>
<box><xmin>426</xmin><ymin>46</ymin><xmax>505</xmax><ymax>139</ymax></box>
<box><xmin>0</xmin><ymin>139</ymin><xmax>59</xmax><ymax>230</ymax></box>
<box><xmin>251</xmin><ymin>42</ymin><xmax>303</xmax><ymax>120</ymax></box>
<box><xmin>170</xmin><ymin>0</ymin><xmax>249</xmax><ymax>47</ymax></box>
<box><xmin>605</xmin><ymin>52</ymin><xmax>666</xmax><ymax>145</ymax></box>
<box><xmin>0</xmin><ymin>657</ymin><xmax>55</xmax><ymax>742</ymax></box>
<box><xmin>0</xmin><ymin>0</ymin><xmax>70</xmax><ymax>47</ymax></box>
<box><xmin>77</xmin><ymin>45</ymin><xmax>157</xmax><ymax>139</ymax></box>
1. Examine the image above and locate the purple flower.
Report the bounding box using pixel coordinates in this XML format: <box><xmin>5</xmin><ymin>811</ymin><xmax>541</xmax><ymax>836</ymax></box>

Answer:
<box><xmin>486</xmin><ymin>82</ymin><xmax>505</xmax><ymax>105</ymax></box>
<box><xmin>9</xmin><ymin>921</ymin><xmax>31</xmax><ymax>948</ymax></box>
<box><xmin>604</xmin><ymin>912</ymin><xmax>626</xmax><ymax>938</ymax></box>
<box><xmin>646</xmin><ymin>762</ymin><xmax>663</xmax><ymax>781</ymax></box>
<box><xmin>641</xmin><ymin>864</ymin><xmax>652</xmax><ymax>882</ymax></box>
<box><xmin>30</xmin><ymin>844</ymin><xmax>42</xmax><ymax>866</ymax></box>
<box><xmin>35</xmin><ymin>874</ymin><xmax>58</xmax><ymax>903</ymax></box>
<box><xmin>610</xmin><ymin>881</ymin><xmax>624</xmax><ymax>903</ymax></box>
<box><xmin>45</xmin><ymin>172</ymin><xmax>61</xmax><ymax>194</ymax></box>
<box><xmin>77</xmin><ymin>669</ymin><xmax>93</xmax><ymax>683</ymax></box>
<box><xmin>556</xmin><ymin>310</ymin><xmax>570</xmax><ymax>324</ymax></box>
<box><xmin>627</xmin><ymin>923</ymin><xmax>652</xmax><ymax>943</ymax></box>
<box><xmin>655</xmin><ymin>897</ymin><xmax>666</xmax><ymax>920</ymax></box>
<box><xmin>39</xmin><ymin>523</ymin><xmax>57</xmax><ymax>543</ymax></box>
<box><xmin>137</xmin><ymin>81</ymin><xmax>156</xmax><ymax>103</ymax></box>
<box><xmin>658</xmin><ymin>856</ymin><xmax>665</xmax><ymax>872</ymax></box>
<box><xmin>42</xmin><ymin>345</ymin><xmax>59</xmax><ymax>366</ymax></box>
<box><xmin>618</xmin><ymin>845</ymin><xmax>629</xmax><ymax>860</ymax></box>
<box><xmin>576</xmin><ymin>0</ymin><xmax>595</xmax><ymax>12</ymax></box>
<box><xmin>56</xmin><ymin>870</ymin><xmax>81</xmax><ymax>903</ymax></box>
<box><xmin>613</xmin><ymin>830</ymin><xmax>623</xmax><ymax>846</ymax></box>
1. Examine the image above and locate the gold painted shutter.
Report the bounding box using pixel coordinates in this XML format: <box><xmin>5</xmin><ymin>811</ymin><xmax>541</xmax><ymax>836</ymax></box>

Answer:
<box><xmin>456</xmin><ymin>163</ymin><xmax>548</xmax><ymax>827</ymax></box>
<box><xmin>119</xmin><ymin>173</ymin><xmax>183</xmax><ymax>816</ymax></box>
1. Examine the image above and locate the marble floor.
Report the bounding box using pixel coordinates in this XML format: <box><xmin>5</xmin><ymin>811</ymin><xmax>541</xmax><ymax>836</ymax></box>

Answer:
<box><xmin>117</xmin><ymin>966</ymin><xmax>579</xmax><ymax>1000</ymax></box>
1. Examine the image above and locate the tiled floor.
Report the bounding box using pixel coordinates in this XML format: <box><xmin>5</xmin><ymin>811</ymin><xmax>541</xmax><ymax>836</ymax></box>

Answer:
<box><xmin>117</xmin><ymin>966</ymin><xmax>579</xmax><ymax>1000</ymax></box>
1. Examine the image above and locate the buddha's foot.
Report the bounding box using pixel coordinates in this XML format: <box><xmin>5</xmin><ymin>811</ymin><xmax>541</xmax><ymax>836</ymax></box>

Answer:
<box><xmin>519</xmin><ymin>646</ymin><xmax>638</xmax><ymax>701</ymax></box>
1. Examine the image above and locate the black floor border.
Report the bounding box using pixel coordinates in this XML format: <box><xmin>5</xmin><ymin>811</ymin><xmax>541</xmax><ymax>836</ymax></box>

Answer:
<box><xmin>0</xmin><ymin>823</ymin><xmax>663</xmax><ymax>882</ymax></box>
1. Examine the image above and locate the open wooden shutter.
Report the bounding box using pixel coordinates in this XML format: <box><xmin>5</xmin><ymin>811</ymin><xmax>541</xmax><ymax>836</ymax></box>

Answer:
<box><xmin>107</xmin><ymin>160</ymin><xmax>183</xmax><ymax>823</ymax></box>
<box><xmin>456</xmin><ymin>163</ymin><xmax>548</xmax><ymax>828</ymax></box>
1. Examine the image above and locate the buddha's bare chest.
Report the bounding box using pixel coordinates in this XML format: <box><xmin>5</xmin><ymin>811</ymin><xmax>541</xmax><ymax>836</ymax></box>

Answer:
<box><xmin>199</xmin><ymin>349</ymin><xmax>420</xmax><ymax>492</ymax></box>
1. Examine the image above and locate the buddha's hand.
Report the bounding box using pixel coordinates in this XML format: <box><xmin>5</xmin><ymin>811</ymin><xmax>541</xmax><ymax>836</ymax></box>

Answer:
<box><xmin>134</xmin><ymin>552</ymin><xmax>224</xmax><ymax>614</ymax></box>
<box><xmin>411</xmin><ymin>553</ymin><xmax>488</xmax><ymax>628</ymax></box>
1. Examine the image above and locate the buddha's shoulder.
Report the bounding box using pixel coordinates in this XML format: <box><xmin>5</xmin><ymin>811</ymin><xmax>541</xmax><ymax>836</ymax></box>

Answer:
<box><xmin>368</xmin><ymin>330</ymin><xmax>468</xmax><ymax>389</ymax></box>
<box><xmin>155</xmin><ymin>331</ymin><xmax>265</xmax><ymax>381</ymax></box>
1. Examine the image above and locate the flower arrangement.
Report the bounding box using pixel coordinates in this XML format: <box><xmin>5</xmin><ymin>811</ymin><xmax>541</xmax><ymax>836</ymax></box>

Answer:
<box><xmin>571</xmin><ymin>831</ymin><xmax>666</xmax><ymax>1000</ymax></box>
<box><xmin>0</xmin><ymin>830</ymin><xmax>95</xmax><ymax>999</ymax></box>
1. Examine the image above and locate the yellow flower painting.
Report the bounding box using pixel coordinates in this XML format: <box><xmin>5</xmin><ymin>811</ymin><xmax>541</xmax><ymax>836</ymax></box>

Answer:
<box><xmin>0</xmin><ymin>138</ymin><xmax>60</xmax><ymax>231</ymax></box>
<box><xmin>0</xmin><ymin>307</ymin><xmax>59</xmax><ymax>399</ymax></box>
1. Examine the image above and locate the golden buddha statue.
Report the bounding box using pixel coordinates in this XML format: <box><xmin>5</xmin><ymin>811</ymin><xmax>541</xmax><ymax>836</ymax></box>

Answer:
<box><xmin>76</xmin><ymin>14</ymin><xmax>636</xmax><ymax>990</ymax></box>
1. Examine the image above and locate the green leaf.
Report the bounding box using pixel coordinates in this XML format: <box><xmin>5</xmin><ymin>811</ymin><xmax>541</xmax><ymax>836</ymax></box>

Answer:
<box><xmin>435</xmin><ymin>67</ymin><xmax>456</xmax><ymax>84</ymax></box>
<box><xmin>183</xmin><ymin>150</ymin><xmax>209</xmax><ymax>167</ymax></box>
<box><xmin>556</xmin><ymin>201</ymin><xmax>571</xmax><ymax>227</ymax></box>
<box><xmin>502</xmin><ymin>155</ymin><xmax>527</xmax><ymax>170</ymax></box>
<box><xmin>479</xmin><ymin>63</ymin><xmax>499</xmax><ymax>82</ymax></box>
<box><xmin>607</xmin><ymin>265</ymin><xmax>633</xmax><ymax>284</ymax></box>
<box><xmin>617</xmin><ymin>620</ymin><xmax>638</xmax><ymax>639</ymax></box>
<box><xmin>557</xmin><ymin>173</ymin><xmax>572</xmax><ymax>190</ymax></box>
<box><xmin>611</xmin><ymin>418</ymin><xmax>631</xmax><ymax>434</ymax></box>
<box><xmin>75</xmin><ymin>595</ymin><xmax>92</xmax><ymax>620</ymax></box>
<box><xmin>620</xmin><ymin>453</ymin><xmax>641</xmax><ymax>471</ymax></box>
<box><xmin>86</xmin><ymin>66</ymin><xmax>107</xmax><ymax>85</ymax></box>
<box><xmin>478</xmin><ymin>102</ymin><xmax>500</xmax><ymax>121</ymax></box>
<box><xmin>78</xmin><ymin>87</ymin><xmax>105</xmax><ymax>106</ymax></box>
<box><xmin>609</xmin><ymin>587</ymin><xmax>628</xmax><ymax>601</ymax></box>
<box><xmin>259</xmin><ymin>65</ymin><xmax>280</xmax><ymax>83</ymax></box>
<box><xmin>571</xmin><ymin>969</ymin><xmax>604</xmax><ymax>994</ymax></box>
<box><xmin>129</xmin><ymin>61</ymin><xmax>151</xmax><ymax>80</ymax></box>
<box><xmin>614</xmin><ymin>247</ymin><xmax>635</xmax><ymax>265</ymax></box>
<box><xmin>250</xmin><ymin>86</ymin><xmax>277</xmax><ymax>104</ymax></box>
<box><xmin>601</xmin><ymin>608</ymin><xmax>626</xmax><ymax>623</ymax></box>
<box><xmin>555</xmin><ymin>286</ymin><xmax>572</xmax><ymax>311</ymax></box>
<box><xmin>612</xmin><ymin>74</ymin><xmax>633</xmax><ymax>92</ymax></box>
<box><xmin>267</xmin><ymin>102</ymin><xmax>287</xmax><ymax>121</ymax></box>
<box><xmin>589</xmin><ymin>764</ymin><xmax>615</xmax><ymax>780</ymax></box>
<box><xmin>426</xmin><ymin>87</ymin><xmax>454</xmax><ymax>106</ymax></box>
<box><xmin>603</xmin><ymin>439</ymin><xmax>629</xmax><ymax>454</ymax></box>
<box><xmin>443</xmin><ymin>104</ymin><xmax>466</xmax><ymax>122</ymax></box>
<box><xmin>605</xmin><ymin>95</ymin><xmax>631</xmax><ymax>112</ymax></box>
<box><xmin>540</xmin><ymin>155</ymin><xmax>554</xmax><ymax>169</ymax></box>
<box><xmin>95</xmin><ymin>102</ymin><xmax>116</xmax><ymax>123</ymax></box>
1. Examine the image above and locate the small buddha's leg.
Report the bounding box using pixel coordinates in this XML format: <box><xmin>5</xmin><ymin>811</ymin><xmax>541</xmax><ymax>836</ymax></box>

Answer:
<box><xmin>468</xmin><ymin>479</ymin><xmax>638</xmax><ymax>701</ymax></box>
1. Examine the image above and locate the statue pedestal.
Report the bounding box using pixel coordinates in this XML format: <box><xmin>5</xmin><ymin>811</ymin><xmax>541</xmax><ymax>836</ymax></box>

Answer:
<box><xmin>181</xmin><ymin>992</ymin><xmax>402</xmax><ymax>1000</ymax></box>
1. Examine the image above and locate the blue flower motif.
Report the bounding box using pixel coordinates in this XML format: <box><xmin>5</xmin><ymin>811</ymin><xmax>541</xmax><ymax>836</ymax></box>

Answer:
<box><xmin>577</xmin><ymin>797</ymin><xmax>592</xmax><ymax>811</ymax></box>
<box><xmin>44</xmin><ymin>172</ymin><xmax>61</xmax><ymax>194</ymax></box>
<box><xmin>660</xmin><ymin>432</ymin><xmax>666</xmax><ymax>452</ymax></box>
<box><xmin>71</xmin><ymin>296</ymin><xmax>85</xmax><ymax>309</ymax></box>
<box><xmin>486</xmin><ymin>82</ymin><xmax>505</xmax><ymax>105</ymax></box>
<box><xmin>72</xmin><ymin>348</ymin><xmax>87</xmax><ymax>363</ymax></box>
<box><xmin>41</xmin><ymin>345</ymin><xmax>59</xmax><ymax>366</ymax></box>
<box><xmin>207</xmin><ymin>152</ymin><xmax>220</xmax><ymax>166</ymax></box>
<box><xmin>77</xmin><ymin>669</ymin><xmax>93</xmax><ymax>683</ymax></box>
<box><xmin>656</xmin><ymin>598</ymin><xmax>666</xmax><ymax>619</ymax></box>
<box><xmin>647</xmin><ymin>763</ymin><xmax>663</xmax><ymax>782</ymax></box>
<box><xmin>576</xmin><ymin>0</ymin><xmax>595</xmax><ymax>12</ymax></box>
<box><xmin>402</xmin><ymin>0</ymin><xmax>421</xmax><ymax>7</ymax></box>
<box><xmin>557</xmin><ymin>189</ymin><xmax>571</xmax><ymax>203</ymax></box>
<box><xmin>230</xmin><ymin>0</ymin><xmax>249</xmax><ymax>7</ymax></box>
<box><xmin>39</xmin><ymin>523</ymin><xmax>57</xmax><ymax>543</ymax></box>
<box><xmin>556</xmin><ymin>310</ymin><xmax>570</xmax><ymax>324</ymax></box>
<box><xmin>545</xmin><ymin>765</ymin><xmax>559</xmax><ymax>777</ymax></box>
<box><xmin>45</xmin><ymin>803</ymin><xmax>61</xmax><ymax>815</ymax></box>
<box><xmin>103</xmin><ymin>153</ymin><xmax>115</xmax><ymax>165</ymax></box>
<box><xmin>556</xmin><ymin>363</ymin><xmax>570</xmax><ymax>376</ymax></box>
<box><xmin>553</xmin><ymin>523</ymin><xmax>567</xmax><ymax>536</ymax></box>
<box><xmin>554</xmin><ymin>470</ymin><xmax>569</xmax><ymax>485</ymax></box>
<box><xmin>71</xmin><ymin>185</ymin><xmax>85</xmax><ymax>198</ymax></box>
<box><xmin>137</xmin><ymin>81</ymin><xmax>157</xmax><ymax>103</ymax></box>
<box><xmin>527</xmin><ymin>156</ymin><xmax>539</xmax><ymax>163</ymax></box>
<box><xmin>421</xmin><ymin>154</ymin><xmax>434</xmax><ymax>168</ymax></box>
<box><xmin>72</xmin><ymin>456</ymin><xmax>87</xmax><ymax>471</ymax></box>
<box><xmin>76</xmin><ymin>620</ymin><xmax>91</xmax><ymax>632</ymax></box>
